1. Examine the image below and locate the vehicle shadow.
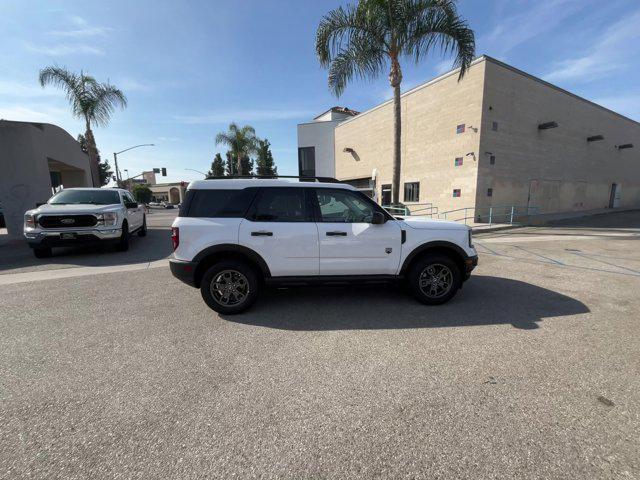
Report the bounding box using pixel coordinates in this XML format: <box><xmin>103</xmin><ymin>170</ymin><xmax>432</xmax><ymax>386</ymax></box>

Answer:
<box><xmin>0</xmin><ymin>228</ymin><xmax>171</xmax><ymax>273</ymax></box>
<box><xmin>223</xmin><ymin>275</ymin><xmax>589</xmax><ymax>331</ymax></box>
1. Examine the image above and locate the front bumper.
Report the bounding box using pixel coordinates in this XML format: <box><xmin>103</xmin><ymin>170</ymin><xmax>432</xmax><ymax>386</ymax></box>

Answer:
<box><xmin>464</xmin><ymin>255</ymin><xmax>478</xmax><ymax>279</ymax></box>
<box><xmin>24</xmin><ymin>228</ymin><xmax>122</xmax><ymax>247</ymax></box>
<box><xmin>170</xmin><ymin>258</ymin><xmax>197</xmax><ymax>287</ymax></box>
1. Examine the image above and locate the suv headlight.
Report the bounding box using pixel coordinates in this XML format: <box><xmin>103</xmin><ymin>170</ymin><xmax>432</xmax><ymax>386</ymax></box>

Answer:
<box><xmin>96</xmin><ymin>212</ymin><xmax>118</xmax><ymax>226</ymax></box>
<box><xmin>468</xmin><ymin>229</ymin><xmax>473</xmax><ymax>248</ymax></box>
<box><xmin>24</xmin><ymin>213</ymin><xmax>36</xmax><ymax>229</ymax></box>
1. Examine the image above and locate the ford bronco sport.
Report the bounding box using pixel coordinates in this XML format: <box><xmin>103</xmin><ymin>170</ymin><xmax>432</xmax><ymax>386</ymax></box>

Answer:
<box><xmin>170</xmin><ymin>177</ymin><xmax>477</xmax><ymax>314</ymax></box>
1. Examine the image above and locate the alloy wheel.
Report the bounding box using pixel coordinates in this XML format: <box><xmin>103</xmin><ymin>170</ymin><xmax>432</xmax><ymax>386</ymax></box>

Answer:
<box><xmin>210</xmin><ymin>270</ymin><xmax>250</xmax><ymax>306</ymax></box>
<box><xmin>418</xmin><ymin>263</ymin><xmax>454</xmax><ymax>299</ymax></box>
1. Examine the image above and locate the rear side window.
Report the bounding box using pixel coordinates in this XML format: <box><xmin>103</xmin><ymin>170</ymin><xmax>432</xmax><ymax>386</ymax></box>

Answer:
<box><xmin>185</xmin><ymin>188</ymin><xmax>256</xmax><ymax>218</ymax></box>
<box><xmin>248</xmin><ymin>188</ymin><xmax>309</xmax><ymax>222</ymax></box>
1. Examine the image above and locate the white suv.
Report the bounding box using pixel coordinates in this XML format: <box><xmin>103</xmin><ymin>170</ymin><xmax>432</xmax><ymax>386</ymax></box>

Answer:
<box><xmin>24</xmin><ymin>188</ymin><xmax>147</xmax><ymax>258</ymax></box>
<box><xmin>170</xmin><ymin>177</ymin><xmax>477</xmax><ymax>314</ymax></box>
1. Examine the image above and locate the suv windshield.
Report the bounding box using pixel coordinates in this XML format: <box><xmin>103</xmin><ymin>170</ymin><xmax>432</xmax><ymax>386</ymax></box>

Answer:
<box><xmin>49</xmin><ymin>189</ymin><xmax>121</xmax><ymax>206</ymax></box>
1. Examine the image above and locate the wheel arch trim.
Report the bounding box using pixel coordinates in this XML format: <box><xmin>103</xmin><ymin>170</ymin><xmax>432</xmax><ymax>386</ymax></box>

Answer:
<box><xmin>400</xmin><ymin>241</ymin><xmax>469</xmax><ymax>275</ymax></box>
<box><xmin>192</xmin><ymin>244</ymin><xmax>271</xmax><ymax>284</ymax></box>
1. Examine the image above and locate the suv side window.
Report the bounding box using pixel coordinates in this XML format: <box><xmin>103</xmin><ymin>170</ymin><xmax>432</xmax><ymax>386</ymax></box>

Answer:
<box><xmin>248</xmin><ymin>187</ymin><xmax>310</xmax><ymax>222</ymax></box>
<box><xmin>315</xmin><ymin>188</ymin><xmax>376</xmax><ymax>223</ymax></box>
<box><xmin>185</xmin><ymin>188</ymin><xmax>257</xmax><ymax>218</ymax></box>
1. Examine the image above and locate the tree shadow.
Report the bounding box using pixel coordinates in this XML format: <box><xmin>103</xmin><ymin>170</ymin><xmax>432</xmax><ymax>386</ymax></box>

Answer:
<box><xmin>223</xmin><ymin>276</ymin><xmax>589</xmax><ymax>331</ymax></box>
<box><xmin>0</xmin><ymin>228</ymin><xmax>171</xmax><ymax>273</ymax></box>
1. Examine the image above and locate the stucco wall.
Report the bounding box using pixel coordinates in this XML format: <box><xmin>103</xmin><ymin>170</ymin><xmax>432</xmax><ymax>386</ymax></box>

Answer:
<box><xmin>0</xmin><ymin>121</ymin><xmax>91</xmax><ymax>238</ymax></box>
<box><xmin>334</xmin><ymin>60</ymin><xmax>485</xmax><ymax>213</ymax></box>
<box><xmin>477</xmin><ymin>59</ymin><xmax>640</xmax><ymax>215</ymax></box>
<box><xmin>297</xmin><ymin>120</ymin><xmax>341</xmax><ymax>178</ymax></box>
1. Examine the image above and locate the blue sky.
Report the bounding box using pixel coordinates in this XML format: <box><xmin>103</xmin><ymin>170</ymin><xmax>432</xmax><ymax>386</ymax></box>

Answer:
<box><xmin>1</xmin><ymin>0</ymin><xmax>639</xmax><ymax>183</ymax></box>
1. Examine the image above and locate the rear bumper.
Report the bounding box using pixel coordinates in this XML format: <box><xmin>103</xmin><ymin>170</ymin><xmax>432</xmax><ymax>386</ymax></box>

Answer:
<box><xmin>24</xmin><ymin>228</ymin><xmax>122</xmax><ymax>248</ymax></box>
<box><xmin>170</xmin><ymin>258</ymin><xmax>197</xmax><ymax>287</ymax></box>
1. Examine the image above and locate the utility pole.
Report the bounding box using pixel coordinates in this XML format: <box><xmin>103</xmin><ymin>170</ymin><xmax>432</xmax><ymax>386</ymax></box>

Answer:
<box><xmin>113</xmin><ymin>143</ymin><xmax>155</xmax><ymax>187</ymax></box>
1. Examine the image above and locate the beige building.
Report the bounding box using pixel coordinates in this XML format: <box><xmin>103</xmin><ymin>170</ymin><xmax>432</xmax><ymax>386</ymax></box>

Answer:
<box><xmin>310</xmin><ymin>56</ymin><xmax>640</xmax><ymax>220</ymax></box>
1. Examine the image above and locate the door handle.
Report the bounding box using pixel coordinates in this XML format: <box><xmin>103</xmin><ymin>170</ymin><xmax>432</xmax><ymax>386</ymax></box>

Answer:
<box><xmin>326</xmin><ymin>231</ymin><xmax>347</xmax><ymax>236</ymax></box>
<box><xmin>251</xmin><ymin>231</ymin><xmax>273</xmax><ymax>236</ymax></box>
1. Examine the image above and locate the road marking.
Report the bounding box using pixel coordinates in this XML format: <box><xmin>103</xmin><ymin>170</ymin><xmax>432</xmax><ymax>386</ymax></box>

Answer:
<box><xmin>0</xmin><ymin>259</ymin><xmax>169</xmax><ymax>286</ymax></box>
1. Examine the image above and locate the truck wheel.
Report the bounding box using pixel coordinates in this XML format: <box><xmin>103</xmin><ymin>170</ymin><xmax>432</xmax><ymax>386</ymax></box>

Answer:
<box><xmin>200</xmin><ymin>260</ymin><xmax>259</xmax><ymax>315</ymax></box>
<box><xmin>33</xmin><ymin>247</ymin><xmax>52</xmax><ymax>258</ymax></box>
<box><xmin>138</xmin><ymin>215</ymin><xmax>147</xmax><ymax>237</ymax></box>
<box><xmin>116</xmin><ymin>222</ymin><xmax>130</xmax><ymax>251</ymax></box>
<box><xmin>408</xmin><ymin>253</ymin><xmax>462</xmax><ymax>305</ymax></box>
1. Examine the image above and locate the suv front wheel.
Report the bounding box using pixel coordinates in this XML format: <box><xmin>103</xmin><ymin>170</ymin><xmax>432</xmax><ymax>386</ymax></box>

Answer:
<box><xmin>408</xmin><ymin>253</ymin><xmax>462</xmax><ymax>305</ymax></box>
<box><xmin>200</xmin><ymin>260</ymin><xmax>259</xmax><ymax>314</ymax></box>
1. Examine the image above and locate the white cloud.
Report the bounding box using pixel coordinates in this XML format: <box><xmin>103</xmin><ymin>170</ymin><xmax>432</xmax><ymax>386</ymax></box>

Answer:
<box><xmin>479</xmin><ymin>0</ymin><xmax>590</xmax><ymax>58</ymax></box>
<box><xmin>0</xmin><ymin>80</ymin><xmax>58</xmax><ymax>98</ymax></box>
<box><xmin>592</xmin><ymin>94</ymin><xmax>640</xmax><ymax>121</ymax></box>
<box><xmin>0</xmin><ymin>104</ymin><xmax>71</xmax><ymax>123</ymax></box>
<box><xmin>174</xmin><ymin>109</ymin><xmax>315</xmax><ymax>124</ymax></box>
<box><xmin>544</xmin><ymin>10</ymin><xmax>640</xmax><ymax>83</ymax></box>
<box><xmin>47</xmin><ymin>15</ymin><xmax>112</xmax><ymax>38</ymax></box>
<box><xmin>25</xmin><ymin>42</ymin><xmax>105</xmax><ymax>56</ymax></box>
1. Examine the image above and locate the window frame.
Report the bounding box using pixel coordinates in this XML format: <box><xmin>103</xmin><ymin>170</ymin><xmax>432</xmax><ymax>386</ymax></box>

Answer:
<box><xmin>182</xmin><ymin>187</ymin><xmax>259</xmax><ymax>218</ymax></box>
<box><xmin>297</xmin><ymin>146</ymin><xmax>316</xmax><ymax>178</ymax></box>
<box><xmin>487</xmin><ymin>188</ymin><xmax>493</xmax><ymax>197</ymax></box>
<box><xmin>245</xmin><ymin>187</ymin><xmax>313</xmax><ymax>223</ymax></box>
<box><xmin>310</xmin><ymin>187</ymin><xmax>393</xmax><ymax>223</ymax></box>
<box><xmin>456</xmin><ymin>124</ymin><xmax>465</xmax><ymax>134</ymax></box>
<box><xmin>453</xmin><ymin>188</ymin><xmax>462</xmax><ymax>198</ymax></box>
<box><xmin>403</xmin><ymin>182</ymin><xmax>420</xmax><ymax>203</ymax></box>
<box><xmin>454</xmin><ymin>157</ymin><xmax>463</xmax><ymax>167</ymax></box>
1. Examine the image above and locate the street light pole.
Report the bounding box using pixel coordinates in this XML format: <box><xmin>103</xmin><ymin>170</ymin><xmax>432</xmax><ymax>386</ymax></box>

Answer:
<box><xmin>185</xmin><ymin>168</ymin><xmax>208</xmax><ymax>177</ymax></box>
<box><xmin>113</xmin><ymin>143</ymin><xmax>155</xmax><ymax>186</ymax></box>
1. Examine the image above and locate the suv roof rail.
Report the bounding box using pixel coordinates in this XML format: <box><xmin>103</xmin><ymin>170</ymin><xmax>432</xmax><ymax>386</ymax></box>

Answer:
<box><xmin>204</xmin><ymin>175</ymin><xmax>343</xmax><ymax>183</ymax></box>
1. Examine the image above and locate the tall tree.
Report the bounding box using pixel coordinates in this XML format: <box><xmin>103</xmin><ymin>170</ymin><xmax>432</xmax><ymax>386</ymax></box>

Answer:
<box><xmin>316</xmin><ymin>0</ymin><xmax>475</xmax><ymax>204</ymax></box>
<box><xmin>207</xmin><ymin>153</ymin><xmax>226</xmax><ymax>177</ymax></box>
<box><xmin>215</xmin><ymin>123</ymin><xmax>258</xmax><ymax>174</ymax></box>
<box><xmin>239</xmin><ymin>154</ymin><xmax>254</xmax><ymax>176</ymax></box>
<box><xmin>77</xmin><ymin>133</ymin><xmax>113</xmax><ymax>186</ymax></box>
<box><xmin>255</xmin><ymin>139</ymin><xmax>278</xmax><ymax>176</ymax></box>
<box><xmin>39</xmin><ymin>66</ymin><xmax>127</xmax><ymax>187</ymax></box>
<box><xmin>225</xmin><ymin>151</ymin><xmax>236</xmax><ymax>176</ymax></box>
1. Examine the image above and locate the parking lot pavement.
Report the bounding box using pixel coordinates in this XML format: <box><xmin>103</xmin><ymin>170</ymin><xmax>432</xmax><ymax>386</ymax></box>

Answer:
<box><xmin>0</xmin><ymin>209</ymin><xmax>177</xmax><ymax>276</ymax></box>
<box><xmin>1</xmin><ymin>212</ymin><xmax>639</xmax><ymax>479</ymax></box>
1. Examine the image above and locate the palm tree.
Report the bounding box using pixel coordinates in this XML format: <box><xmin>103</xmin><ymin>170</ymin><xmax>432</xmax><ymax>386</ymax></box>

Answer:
<box><xmin>39</xmin><ymin>66</ymin><xmax>127</xmax><ymax>187</ymax></box>
<box><xmin>316</xmin><ymin>0</ymin><xmax>475</xmax><ymax>205</ymax></box>
<box><xmin>215</xmin><ymin>123</ymin><xmax>258</xmax><ymax>175</ymax></box>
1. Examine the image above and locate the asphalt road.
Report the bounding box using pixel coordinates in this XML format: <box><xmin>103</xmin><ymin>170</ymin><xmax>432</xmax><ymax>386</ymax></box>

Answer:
<box><xmin>1</xmin><ymin>211</ymin><xmax>639</xmax><ymax>479</ymax></box>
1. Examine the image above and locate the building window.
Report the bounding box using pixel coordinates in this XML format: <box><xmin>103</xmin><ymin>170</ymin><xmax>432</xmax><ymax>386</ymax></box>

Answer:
<box><xmin>487</xmin><ymin>188</ymin><xmax>493</xmax><ymax>197</ymax></box>
<box><xmin>453</xmin><ymin>189</ymin><xmax>461</xmax><ymax>198</ymax></box>
<box><xmin>490</xmin><ymin>155</ymin><xmax>496</xmax><ymax>165</ymax></box>
<box><xmin>492</xmin><ymin>121</ymin><xmax>498</xmax><ymax>131</ymax></box>
<box><xmin>297</xmin><ymin>146</ymin><xmax>315</xmax><ymax>177</ymax></box>
<box><xmin>454</xmin><ymin>157</ymin><xmax>463</xmax><ymax>166</ymax></box>
<box><xmin>456</xmin><ymin>124</ymin><xmax>465</xmax><ymax>134</ymax></box>
<box><xmin>404</xmin><ymin>182</ymin><xmax>420</xmax><ymax>202</ymax></box>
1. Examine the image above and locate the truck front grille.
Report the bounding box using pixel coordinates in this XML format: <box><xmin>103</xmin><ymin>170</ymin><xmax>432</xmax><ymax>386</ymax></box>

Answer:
<box><xmin>38</xmin><ymin>215</ymin><xmax>97</xmax><ymax>229</ymax></box>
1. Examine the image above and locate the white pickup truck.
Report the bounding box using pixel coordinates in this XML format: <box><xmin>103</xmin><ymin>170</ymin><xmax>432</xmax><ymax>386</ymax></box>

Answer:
<box><xmin>24</xmin><ymin>188</ymin><xmax>147</xmax><ymax>258</ymax></box>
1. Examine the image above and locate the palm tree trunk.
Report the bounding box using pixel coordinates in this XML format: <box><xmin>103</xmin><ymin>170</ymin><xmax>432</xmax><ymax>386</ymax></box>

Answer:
<box><xmin>84</xmin><ymin>120</ymin><xmax>100</xmax><ymax>187</ymax></box>
<box><xmin>389</xmin><ymin>56</ymin><xmax>403</xmax><ymax>206</ymax></box>
<box><xmin>236</xmin><ymin>151</ymin><xmax>243</xmax><ymax>176</ymax></box>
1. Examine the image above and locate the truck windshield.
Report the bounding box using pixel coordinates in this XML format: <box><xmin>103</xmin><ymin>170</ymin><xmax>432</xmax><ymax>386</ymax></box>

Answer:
<box><xmin>49</xmin><ymin>190</ymin><xmax>121</xmax><ymax>205</ymax></box>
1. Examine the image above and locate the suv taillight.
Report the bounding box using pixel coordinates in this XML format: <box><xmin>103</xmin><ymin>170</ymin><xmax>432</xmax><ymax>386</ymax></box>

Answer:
<box><xmin>171</xmin><ymin>227</ymin><xmax>179</xmax><ymax>251</ymax></box>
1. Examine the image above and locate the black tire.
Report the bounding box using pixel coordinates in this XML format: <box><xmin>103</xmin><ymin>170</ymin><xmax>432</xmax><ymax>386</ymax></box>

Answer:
<box><xmin>200</xmin><ymin>260</ymin><xmax>259</xmax><ymax>314</ymax></box>
<box><xmin>407</xmin><ymin>253</ymin><xmax>462</xmax><ymax>305</ymax></box>
<box><xmin>33</xmin><ymin>247</ymin><xmax>52</xmax><ymax>258</ymax></box>
<box><xmin>138</xmin><ymin>215</ymin><xmax>147</xmax><ymax>237</ymax></box>
<box><xmin>116</xmin><ymin>222</ymin><xmax>130</xmax><ymax>251</ymax></box>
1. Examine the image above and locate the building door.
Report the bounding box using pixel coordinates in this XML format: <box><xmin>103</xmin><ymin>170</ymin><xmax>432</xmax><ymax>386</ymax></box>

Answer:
<box><xmin>609</xmin><ymin>183</ymin><xmax>621</xmax><ymax>208</ymax></box>
<box><xmin>381</xmin><ymin>184</ymin><xmax>392</xmax><ymax>206</ymax></box>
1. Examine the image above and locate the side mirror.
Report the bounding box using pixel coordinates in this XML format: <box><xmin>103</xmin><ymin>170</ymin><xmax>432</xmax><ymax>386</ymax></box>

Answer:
<box><xmin>371</xmin><ymin>211</ymin><xmax>386</xmax><ymax>225</ymax></box>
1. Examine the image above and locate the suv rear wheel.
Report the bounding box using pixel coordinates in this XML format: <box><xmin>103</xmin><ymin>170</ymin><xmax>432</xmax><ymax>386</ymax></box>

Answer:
<box><xmin>408</xmin><ymin>253</ymin><xmax>461</xmax><ymax>305</ymax></box>
<box><xmin>200</xmin><ymin>260</ymin><xmax>259</xmax><ymax>314</ymax></box>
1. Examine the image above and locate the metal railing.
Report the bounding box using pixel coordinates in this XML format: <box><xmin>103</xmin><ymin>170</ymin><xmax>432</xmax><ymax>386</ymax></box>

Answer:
<box><xmin>382</xmin><ymin>203</ymin><xmax>438</xmax><ymax>217</ymax></box>
<box><xmin>436</xmin><ymin>205</ymin><xmax>539</xmax><ymax>226</ymax></box>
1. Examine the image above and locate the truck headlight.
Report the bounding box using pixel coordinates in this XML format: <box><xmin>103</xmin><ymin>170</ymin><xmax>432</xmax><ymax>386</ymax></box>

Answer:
<box><xmin>97</xmin><ymin>212</ymin><xmax>118</xmax><ymax>226</ymax></box>
<box><xmin>24</xmin><ymin>213</ymin><xmax>36</xmax><ymax>229</ymax></box>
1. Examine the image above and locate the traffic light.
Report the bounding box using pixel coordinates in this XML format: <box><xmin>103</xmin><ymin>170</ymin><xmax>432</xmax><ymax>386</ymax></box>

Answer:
<box><xmin>153</xmin><ymin>168</ymin><xmax>160</xmax><ymax>174</ymax></box>
<box><xmin>161</xmin><ymin>168</ymin><xmax>167</xmax><ymax>176</ymax></box>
